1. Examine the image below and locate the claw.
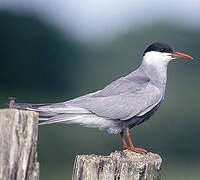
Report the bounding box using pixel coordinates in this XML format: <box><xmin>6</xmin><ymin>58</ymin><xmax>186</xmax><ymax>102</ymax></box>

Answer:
<box><xmin>123</xmin><ymin>145</ymin><xmax>129</xmax><ymax>149</ymax></box>
<box><xmin>120</xmin><ymin>129</ymin><xmax>148</xmax><ymax>154</ymax></box>
<box><xmin>123</xmin><ymin>145</ymin><xmax>147</xmax><ymax>154</ymax></box>
<box><xmin>129</xmin><ymin>147</ymin><xmax>148</xmax><ymax>154</ymax></box>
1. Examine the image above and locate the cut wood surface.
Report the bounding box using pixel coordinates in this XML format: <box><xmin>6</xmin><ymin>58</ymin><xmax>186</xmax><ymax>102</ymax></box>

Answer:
<box><xmin>0</xmin><ymin>109</ymin><xmax>39</xmax><ymax>180</ymax></box>
<box><xmin>72</xmin><ymin>150</ymin><xmax>162</xmax><ymax>180</ymax></box>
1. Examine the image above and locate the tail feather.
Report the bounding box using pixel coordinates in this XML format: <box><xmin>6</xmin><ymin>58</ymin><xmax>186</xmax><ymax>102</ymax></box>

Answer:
<box><xmin>13</xmin><ymin>103</ymin><xmax>52</xmax><ymax>110</ymax></box>
<box><xmin>38</xmin><ymin>113</ymin><xmax>122</xmax><ymax>134</ymax></box>
<box><xmin>39</xmin><ymin>114</ymin><xmax>91</xmax><ymax>125</ymax></box>
<box><xmin>13</xmin><ymin>102</ymin><xmax>123</xmax><ymax>134</ymax></box>
<box><xmin>13</xmin><ymin>103</ymin><xmax>91</xmax><ymax>118</ymax></box>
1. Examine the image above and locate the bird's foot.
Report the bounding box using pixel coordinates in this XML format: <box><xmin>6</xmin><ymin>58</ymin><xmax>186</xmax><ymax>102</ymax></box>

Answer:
<box><xmin>123</xmin><ymin>145</ymin><xmax>129</xmax><ymax>149</ymax></box>
<box><xmin>123</xmin><ymin>146</ymin><xmax>147</xmax><ymax>154</ymax></box>
<box><xmin>130</xmin><ymin>147</ymin><xmax>148</xmax><ymax>154</ymax></box>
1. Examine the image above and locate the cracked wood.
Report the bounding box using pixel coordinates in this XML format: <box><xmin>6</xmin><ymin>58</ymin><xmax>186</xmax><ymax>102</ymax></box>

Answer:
<box><xmin>0</xmin><ymin>109</ymin><xmax>39</xmax><ymax>180</ymax></box>
<box><xmin>72</xmin><ymin>150</ymin><xmax>162</xmax><ymax>180</ymax></box>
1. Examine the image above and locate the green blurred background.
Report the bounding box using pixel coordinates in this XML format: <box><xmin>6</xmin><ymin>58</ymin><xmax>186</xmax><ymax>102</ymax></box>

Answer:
<box><xmin>0</xmin><ymin>1</ymin><xmax>200</xmax><ymax>179</ymax></box>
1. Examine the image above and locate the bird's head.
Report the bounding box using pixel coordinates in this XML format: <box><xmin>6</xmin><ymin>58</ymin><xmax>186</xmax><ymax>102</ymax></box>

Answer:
<box><xmin>142</xmin><ymin>42</ymin><xmax>193</xmax><ymax>66</ymax></box>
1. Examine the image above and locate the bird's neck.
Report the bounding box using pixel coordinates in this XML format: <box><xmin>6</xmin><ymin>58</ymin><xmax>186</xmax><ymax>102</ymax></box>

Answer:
<box><xmin>140</xmin><ymin>60</ymin><xmax>169</xmax><ymax>90</ymax></box>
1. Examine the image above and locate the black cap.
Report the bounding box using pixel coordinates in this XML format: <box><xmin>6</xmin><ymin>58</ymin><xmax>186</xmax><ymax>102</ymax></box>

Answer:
<box><xmin>143</xmin><ymin>42</ymin><xmax>174</xmax><ymax>56</ymax></box>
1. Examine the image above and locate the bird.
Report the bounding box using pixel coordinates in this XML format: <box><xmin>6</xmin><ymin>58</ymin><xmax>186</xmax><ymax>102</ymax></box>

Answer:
<box><xmin>13</xmin><ymin>42</ymin><xmax>193</xmax><ymax>154</ymax></box>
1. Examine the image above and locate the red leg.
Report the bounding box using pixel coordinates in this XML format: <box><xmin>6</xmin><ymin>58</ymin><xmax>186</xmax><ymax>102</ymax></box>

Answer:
<box><xmin>126</xmin><ymin>128</ymin><xmax>148</xmax><ymax>154</ymax></box>
<box><xmin>120</xmin><ymin>131</ymin><xmax>128</xmax><ymax>149</ymax></box>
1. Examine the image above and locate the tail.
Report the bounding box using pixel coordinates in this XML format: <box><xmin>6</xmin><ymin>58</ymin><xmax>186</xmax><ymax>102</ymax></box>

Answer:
<box><xmin>12</xmin><ymin>91</ymin><xmax>100</xmax><ymax>121</ymax></box>
<box><xmin>13</xmin><ymin>103</ymin><xmax>58</xmax><ymax>118</ymax></box>
<box><xmin>13</xmin><ymin>102</ymin><xmax>91</xmax><ymax>120</ymax></box>
<box><xmin>38</xmin><ymin>113</ymin><xmax>122</xmax><ymax>134</ymax></box>
<box><xmin>13</xmin><ymin>103</ymin><xmax>122</xmax><ymax>134</ymax></box>
<box><xmin>13</xmin><ymin>102</ymin><xmax>100</xmax><ymax>126</ymax></box>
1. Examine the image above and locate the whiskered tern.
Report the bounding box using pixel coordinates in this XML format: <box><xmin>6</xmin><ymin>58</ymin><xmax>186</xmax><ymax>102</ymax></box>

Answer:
<box><xmin>14</xmin><ymin>42</ymin><xmax>193</xmax><ymax>154</ymax></box>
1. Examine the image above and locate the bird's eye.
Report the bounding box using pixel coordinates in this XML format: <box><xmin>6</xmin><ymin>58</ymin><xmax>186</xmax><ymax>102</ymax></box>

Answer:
<box><xmin>160</xmin><ymin>48</ymin><xmax>165</xmax><ymax>52</ymax></box>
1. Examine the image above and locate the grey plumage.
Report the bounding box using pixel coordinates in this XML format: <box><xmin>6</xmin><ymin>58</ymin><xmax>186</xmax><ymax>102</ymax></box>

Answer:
<box><xmin>13</xmin><ymin>42</ymin><xmax>192</xmax><ymax>135</ymax></box>
<box><xmin>13</xmin><ymin>59</ymin><xmax>164</xmax><ymax>134</ymax></box>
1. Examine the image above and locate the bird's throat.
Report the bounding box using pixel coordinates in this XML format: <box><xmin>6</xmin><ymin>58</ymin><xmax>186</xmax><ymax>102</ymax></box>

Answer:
<box><xmin>141</xmin><ymin>61</ymin><xmax>168</xmax><ymax>90</ymax></box>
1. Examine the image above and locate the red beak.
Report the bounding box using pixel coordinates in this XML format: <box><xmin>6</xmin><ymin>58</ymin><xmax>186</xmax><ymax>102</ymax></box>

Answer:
<box><xmin>170</xmin><ymin>52</ymin><xmax>193</xmax><ymax>59</ymax></box>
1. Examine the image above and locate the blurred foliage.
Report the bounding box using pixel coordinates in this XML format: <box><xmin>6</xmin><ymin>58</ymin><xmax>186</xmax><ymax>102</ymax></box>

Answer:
<box><xmin>0</xmin><ymin>11</ymin><xmax>200</xmax><ymax>180</ymax></box>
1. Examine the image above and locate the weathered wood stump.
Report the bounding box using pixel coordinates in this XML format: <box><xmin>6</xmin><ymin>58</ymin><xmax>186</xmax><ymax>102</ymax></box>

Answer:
<box><xmin>72</xmin><ymin>150</ymin><xmax>162</xmax><ymax>180</ymax></box>
<box><xmin>0</xmin><ymin>109</ymin><xmax>39</xmax><ymax>180</ymax></box>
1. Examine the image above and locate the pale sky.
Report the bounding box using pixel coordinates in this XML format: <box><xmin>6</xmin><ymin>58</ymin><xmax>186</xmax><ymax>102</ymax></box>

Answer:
<box><xmin>0</xmin><ymin>0</ymin><xmax>199</xmax><ymax>42</ymax></box>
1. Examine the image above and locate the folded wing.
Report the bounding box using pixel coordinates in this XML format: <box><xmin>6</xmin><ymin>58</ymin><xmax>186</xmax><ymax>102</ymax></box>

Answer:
<box><xmin>69</xmin><ymin>83</ymin><xmax>162</xmax><ymax>120</ymax></box>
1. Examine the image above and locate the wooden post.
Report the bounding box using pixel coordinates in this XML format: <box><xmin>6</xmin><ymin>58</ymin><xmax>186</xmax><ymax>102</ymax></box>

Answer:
<box><xmin>0</xmin><ymin>109</ymin><xmax>39</xmax><ymax>180</ymax></box>
<box><xmin>72</xmin><ymin>150</ymin><xmax>162</xmax><ymax>180</ymax></box>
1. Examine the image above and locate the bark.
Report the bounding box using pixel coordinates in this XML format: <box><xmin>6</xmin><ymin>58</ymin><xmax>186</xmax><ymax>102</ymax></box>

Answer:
<box><xmin>72</xmin><ymin>150</ymin><xmax>162</xmax><ymax>180</ymax></box>
<box><xmin>0</xmin><ymin>109</ymin><xmax>39</xmax><ymax>180</ymax></box>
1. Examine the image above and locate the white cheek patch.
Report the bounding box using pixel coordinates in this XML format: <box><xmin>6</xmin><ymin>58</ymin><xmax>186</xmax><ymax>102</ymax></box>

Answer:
<box><xmin>143</xmin><ymin>51</ymin><xmax>172</xmax><ymax>66</ymax></box>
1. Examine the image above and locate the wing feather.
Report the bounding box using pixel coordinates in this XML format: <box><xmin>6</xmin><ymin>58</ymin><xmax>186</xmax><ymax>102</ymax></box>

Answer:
<box><xmin>69</xmin><ymin>83</ymin><xmax>162</xmax><ymax>120</ymax></box>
